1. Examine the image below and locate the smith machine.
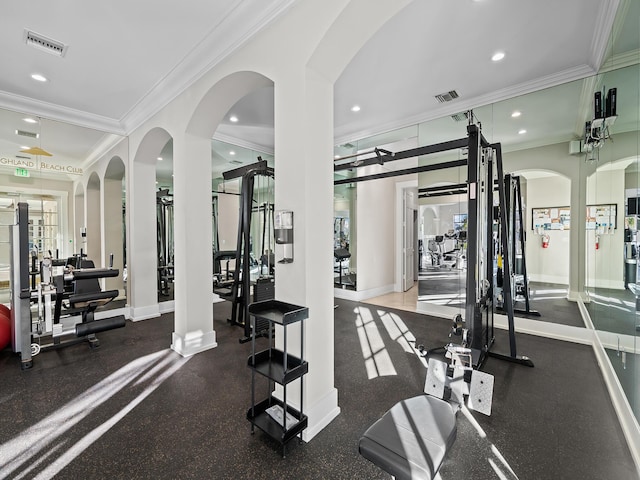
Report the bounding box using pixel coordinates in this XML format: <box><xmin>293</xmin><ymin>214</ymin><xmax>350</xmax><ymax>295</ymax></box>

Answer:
<box><xmin>334</xmin><ymin>120</ymin><xmax>533</xmax><ymax>368</ymax></box>
<box><xmin>222</xmin><ymin>159</ymin><xmax>276</xmax><ymax>343</ymax></box>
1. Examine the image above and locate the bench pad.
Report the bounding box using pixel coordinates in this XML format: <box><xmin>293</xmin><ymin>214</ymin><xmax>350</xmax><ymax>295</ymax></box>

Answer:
<box><xmin>359</xmin><ymin>395</ymin><xmax>456</xmax><ymax>480</ymax></box>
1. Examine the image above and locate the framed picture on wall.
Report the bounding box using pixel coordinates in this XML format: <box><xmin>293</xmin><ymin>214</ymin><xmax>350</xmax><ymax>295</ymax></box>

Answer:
<box><xmin>532</xmin><ymin>207</ymin><xmax>570</xmax><ymax>230</ymax></box>
<box><xmin>586</xmin><ymin>204</ymin><xmax>617</xmax><ymax>232</ymax></box>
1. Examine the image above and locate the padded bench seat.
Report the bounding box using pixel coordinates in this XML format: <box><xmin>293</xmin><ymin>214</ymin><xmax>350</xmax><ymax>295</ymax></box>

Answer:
<box><xmin>69</xmin><ymin>289</ymin><xmax>119</xmax><ymax>308</ymax></box>
<box><xmin>359</xmin><ymin>395</ymin><xmax>456</xmax><ymax>480</ymax></box>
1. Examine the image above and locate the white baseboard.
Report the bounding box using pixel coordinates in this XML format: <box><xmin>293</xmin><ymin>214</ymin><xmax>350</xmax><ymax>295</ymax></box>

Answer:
<box><xmin>333</xmin><ymin>284</ymin><xmax>394</xmax><ymax>302</ymax></box>
<box><xmin>171</xmin><ymin>330</ymin><xmax>217</xmax><ymax>357</ymax></box>
<box><xmin>95</xmin><ymin>306</ymin><xmax>129</xmax><ymax>321</ymax></box>
<box><xmin>585</xmin><ymin>280</ymin><xmax>627</xmax><ymax>290</ymax></box>
<box><xmin>529</xmin><ymin>274</ymin><xmax>569</xmax><ymax>284</ymax></box>
<box><xmin>159</xmin><ymin>301</ymin><xmax>175</xmax><ymax>314</ymax></box>
<box><xmin>416</xmin><ymin>302</ymin><xmax>463</xmax><ymax>320</ymax></box>
<box><xmin>493</xmin><ymin>313</ymin><xmax>593</xmax><ymax>345</ymax></box>
<box><xmin>301</xmin><ymin>387</ymin><xmax>341</xmax><ymax>442</ymax></box>
<box><xmin>130</xmin><ymin>304</ymin><xmax>161</xmax><ymax>322</ymax></box>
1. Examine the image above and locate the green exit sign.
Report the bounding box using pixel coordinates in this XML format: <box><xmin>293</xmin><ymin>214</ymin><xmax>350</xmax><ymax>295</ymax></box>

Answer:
<box><xmin>15</xmin><ymin>167</ymin><xmax>30</xmax><ymax>177</ymax></box>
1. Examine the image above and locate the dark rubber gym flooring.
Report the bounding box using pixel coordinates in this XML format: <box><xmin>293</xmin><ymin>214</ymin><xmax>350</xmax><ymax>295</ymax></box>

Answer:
<box><xmin>0</xmin><ymin>299</ymin><xmax>638</xmax><ymax>479</ymax></box>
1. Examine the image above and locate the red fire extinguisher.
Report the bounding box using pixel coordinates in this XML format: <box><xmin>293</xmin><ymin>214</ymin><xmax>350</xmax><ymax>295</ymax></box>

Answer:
<box><xmin>542</xmin><ymin>234</ymin><xmax>550</xmax><ymax>248</ymax></box>
<box><xmin>595</xmin><ymin>235</ymin><xmax>599</xmax><ymax>250</ymax></box>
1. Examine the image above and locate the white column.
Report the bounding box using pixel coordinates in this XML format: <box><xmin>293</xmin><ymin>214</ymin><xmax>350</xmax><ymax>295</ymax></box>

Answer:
<box><xmin>569</xmin><ymin>162</ymin><xmax>588</xmax><ymax>301</ymax></box>
<box><xmin>128</xmin><ymin>159</ymin><xmax>160</xmax><ymax>320</ymax></box>
<box><xmin>274</xmin><ymin>66</ymin><xmax>340</xmax><ymax>441</ymax></box>
<box><xmin>170</xmin><ymin>132</ymin><xmax>217</xmax><ymax>356</ymax></box>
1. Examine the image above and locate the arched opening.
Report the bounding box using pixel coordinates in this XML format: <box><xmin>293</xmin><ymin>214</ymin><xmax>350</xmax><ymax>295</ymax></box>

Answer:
<box><xmin>129</xmin><ymin>127</ymin><xmax>172</xmax><ymax>320</ymax></box>
<box><xmin>181</xmin><ymin>71</ymin><xmax>274</xmax><ymax>342</ymax></box>
<box><xmin>85</xmin><ymin>173</ymin><xmax>101</xmax><ymax>264</ymax></box>
<box><xmin>156</xmin><ymin>138</ymin><xmax>174</xmax><ymax>301</ymax></box>
<box><xmin>104</xmin><ymin>156</ymin><xmax>126</xmax><ymax>300</ymax></box>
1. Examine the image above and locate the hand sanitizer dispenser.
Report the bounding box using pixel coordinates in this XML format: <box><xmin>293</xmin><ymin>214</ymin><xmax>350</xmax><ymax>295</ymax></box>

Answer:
<box><xmin>275</xmin><ymin>210</ymin><xmax>293</xmax><ymax>263</ymax></box>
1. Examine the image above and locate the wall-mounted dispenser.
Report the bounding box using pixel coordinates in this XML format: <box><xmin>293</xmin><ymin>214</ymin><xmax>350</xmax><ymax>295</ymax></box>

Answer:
<box><xmin>275</xmin><ymin>210</ymin><xmax>293</xmax><ymax>263</ymax></box>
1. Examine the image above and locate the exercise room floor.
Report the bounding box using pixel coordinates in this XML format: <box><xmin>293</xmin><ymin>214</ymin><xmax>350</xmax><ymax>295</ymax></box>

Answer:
<box><xmin>0</xmin><ymin>300</ymin><xmax>638</xmax><ymax>479</ymax></box>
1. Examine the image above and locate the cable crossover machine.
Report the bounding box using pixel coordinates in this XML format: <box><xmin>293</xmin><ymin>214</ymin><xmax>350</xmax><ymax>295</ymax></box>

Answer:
<box><xmin>334</xmin><ymin>116</ymin><xmax>534</xmax><ymax>368</ymax></box>
<box><xmin>222</xmin><ymin>158</ymin><xmax>276</xmax><ymax>343</ymax></box>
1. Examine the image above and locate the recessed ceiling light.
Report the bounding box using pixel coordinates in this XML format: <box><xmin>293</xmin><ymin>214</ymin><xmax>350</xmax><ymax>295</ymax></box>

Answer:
<box><xmin>20</xmin><ymin>145</ymin><xmax>29</xmax><ymax>150</ymax></box>
<box><xmin>23</xmin><ymin>117</ymin><xmax>37</xmax><ymax>124</ymax></box>
<box><xmin>518</xmin><ymin>129</ymin><xmax>527</xmax><ymax>135</ymax></box>
<box><xmin>334</xmin><ymin>155</ymin><xmax>341</xmax><ymax>159</ymax></box>
<box><xmin>31</xmin><ymin>73</ymin><xmax>47</xmax><ymax>82</ymax></box>
<box><xmin>351</xmin><ymin>105</ymin><xmax>361</xmax><ymax>112</ymax></box>
<box><xmin>229</xmin><ymin>151</ymin><xmax>236</xmax><ymax>156</ymax></box>
<box><xmin>491</xmin><ymin>52</ymin><xmax>505</xmax><ymax>62</ymax></box>
<box><xmin>229</xmin><ymin>115</ymin><xmax>238</xmax><ymax>123</ymax></box>
<box><xmin>157</xmin><ymin>157</ymin><xmax>163</xmax><ymax>161</ymax></box>
<box><xmin>511</xmin><ymin>111</ymin><xmax>521</xmax><ymax>118</ymax></box>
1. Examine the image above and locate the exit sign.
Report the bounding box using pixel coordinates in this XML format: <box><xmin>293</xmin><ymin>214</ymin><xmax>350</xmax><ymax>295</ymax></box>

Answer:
<box><xmin>15</xmin><ymin>167</ymin><xmax>30</xmax><ymax>177</ymax></box>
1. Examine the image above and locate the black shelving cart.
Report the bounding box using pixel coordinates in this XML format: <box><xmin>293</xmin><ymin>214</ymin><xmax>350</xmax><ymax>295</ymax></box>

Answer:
<box><xmin>247</xmin><ymin>300</ymin><xmax>309</xmax><ymax>457</ymax></box>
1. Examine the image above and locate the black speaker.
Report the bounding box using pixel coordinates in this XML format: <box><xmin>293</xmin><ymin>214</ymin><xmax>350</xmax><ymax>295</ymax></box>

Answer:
<box><xmin>605</xmin><ymin>88</ymin><xmax>617</xmax><ymax>117</ymax></box>
<box><xmin>628</xmin><ymin>197</ymin><xmax>638</xmax><ymax>215</ymax></box>
<box><xmin>594</xmin><ymin>91</ymin><xmax>603</xmax><ymax>119</ymax></box>
<box><xmin>585</xmin><ymin>121</ymin><xmax>592</xmax><ymax>142</ymax></box>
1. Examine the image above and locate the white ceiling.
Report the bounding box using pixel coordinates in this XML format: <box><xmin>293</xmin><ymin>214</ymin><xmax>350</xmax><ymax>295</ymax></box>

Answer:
<box><xmin>0</xmin><ymin>0</ymin><xmax>638</xmax><ymax>184</ymax></box>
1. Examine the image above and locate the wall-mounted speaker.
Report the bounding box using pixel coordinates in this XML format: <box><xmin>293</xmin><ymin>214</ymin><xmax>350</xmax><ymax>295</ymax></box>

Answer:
<box><xmin>594</xmin><ymin>91</ymin><xmax>603</xmax><ymax>119</ymax></box>
<box><xmin>605</xmin><ymin>88</ymin><xmax>617</xmax><ymax>117</ymax></box>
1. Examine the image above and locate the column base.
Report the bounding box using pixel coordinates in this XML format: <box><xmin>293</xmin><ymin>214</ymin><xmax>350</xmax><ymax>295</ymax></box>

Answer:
<box><xmin>301</xmin><ymin>387</ymin><xmax>341</xmax><ymax>442</ymax></box>
<box><xmin>130</xmin><ymin>304</ymin><xmax>161</xmax><ymax>322</ymax></box>
<box><xmin>171</xmin><ymin>330</ymin><xmax>217</xmax><ymax>357</ymax></box>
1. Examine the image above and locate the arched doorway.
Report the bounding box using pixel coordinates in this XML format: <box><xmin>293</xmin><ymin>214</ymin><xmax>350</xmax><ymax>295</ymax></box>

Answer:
<box><xmin>104</xmin><ymin>156</ymin><xmax>126</xmax><ymax>299</ymax></box>
<box><xmin>129</xmin><ymin>127</ymin><xmax>172</xmax><ymax>320</ymax></box>
<box><xmin>85</xmin><ymin>173</ymin><xmax>101</xmax><ymax>263</ymax></box>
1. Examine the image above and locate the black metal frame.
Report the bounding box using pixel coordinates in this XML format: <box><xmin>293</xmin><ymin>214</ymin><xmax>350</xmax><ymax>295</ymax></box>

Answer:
<box><xmin>334</xmin><ymin>123</ymin><xmax>533</xmax><ymax>368</ymax></box>
<box><xmin>500</xmin><ymin>174</ymin><xmax>539</xmax><ymax>317</ymax></box>
<box><xmin>223</xmin><ymin>160</ymin><xmax>275</xmax><ymax>343</ymax></box>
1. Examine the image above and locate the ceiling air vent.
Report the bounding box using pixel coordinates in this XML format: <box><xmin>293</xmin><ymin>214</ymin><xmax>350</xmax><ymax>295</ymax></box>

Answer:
<box><xmin>451</xmin><ymin>112</ymin><xmax>469</xmax><ymax>122</ymax></box>
<box><xmin>16</xmin><ymin>155</ymin><xmax>31</xmax><ymax>159</ymax></box>
<box><xmin>435</xmin><ymin>90</ymin><xmax>459</xmax><ymax>103</ymax></box>
<box><xmin>15</xmin><ymin>129</ymin><xmax>39</xmax><ymax>139</ymax></box>
<box><xmin>24</xmin><ymin>29</ymin><xmax>68</xmax><ymax>57</ymax></box>
<box><xmin>230</xmin><ymin>160</ymin><xmax>243</xmax><ymax>165</ymax></box>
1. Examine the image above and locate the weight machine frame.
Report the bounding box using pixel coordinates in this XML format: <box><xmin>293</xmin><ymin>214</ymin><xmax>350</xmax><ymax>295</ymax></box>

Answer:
<box><xmin>222</xmin><ymin>159</ymin><xmax>275</xmax><ymax>343</ymax></box>
<box><xmin>335</xmin><ymin>121</ymin><xmax>533</xmax><ymax>368</ymax></box>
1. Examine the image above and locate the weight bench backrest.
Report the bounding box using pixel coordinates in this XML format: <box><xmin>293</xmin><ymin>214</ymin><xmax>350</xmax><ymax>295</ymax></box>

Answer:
<box><xmin>73</xmin><ymin>260</ymin><xmax>101</xmax><ymax>296</ymax></box>
<box><xmin>70</xmin><ymin>260</ymin><xmax>118</xmax><ymax>309</ymax></box>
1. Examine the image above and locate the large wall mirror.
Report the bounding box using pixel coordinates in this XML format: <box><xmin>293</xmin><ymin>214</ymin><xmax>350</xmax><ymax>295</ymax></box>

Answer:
<box><xmin>0</xmin><ymin>108</ymin><xmax>127</xmax><ymax>304</ymax></box>
<box><xmin>334</xmin><ymin>1</ymin><xmax>639</xmax><ymax>423</ymax></box>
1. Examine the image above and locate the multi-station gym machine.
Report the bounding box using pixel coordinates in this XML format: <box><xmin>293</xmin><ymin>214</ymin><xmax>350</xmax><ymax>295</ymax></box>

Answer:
<box><xmin>10</xmin><ymin>202</ymin><xmax>125</xmax><ymax>369</ymax></box>
<box><xmin>334</xmin><ymin>117</ymin><xmax>533</xmax><ymax>368</ymax></box>
<box><xmin>221</xmin><ymin>159</ymin><xmax>276</xmax><ymax>343</ymax></box>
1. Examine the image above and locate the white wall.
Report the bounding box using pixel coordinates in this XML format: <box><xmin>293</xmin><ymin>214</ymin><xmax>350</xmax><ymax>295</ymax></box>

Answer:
<box><xmin>586</xmin><ymin>168</ymin><xmax>625</xmax><ymax>289</ymax></box>
<box><xmin>524</xmin><ymin>175</ymin><xmax>571</xmax><ymax>284</ymax></box>
<box><xmin>216</xmin><ymin>185</ymin><xmax>240</xmax><ymax>253</ymax></box>
<box><xmin>355</xmin><ymin>171</ymin><xmax>396</xmax><ymax>292</ymax></box>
